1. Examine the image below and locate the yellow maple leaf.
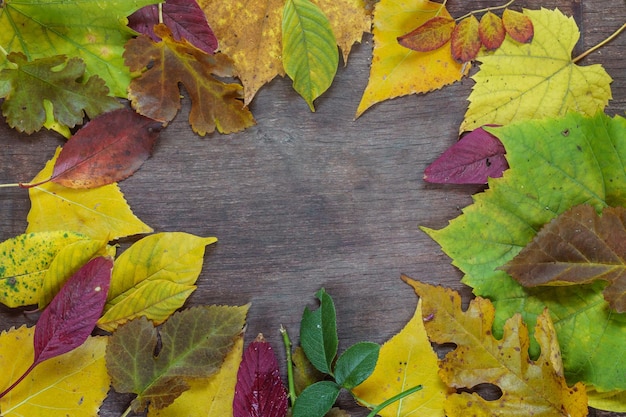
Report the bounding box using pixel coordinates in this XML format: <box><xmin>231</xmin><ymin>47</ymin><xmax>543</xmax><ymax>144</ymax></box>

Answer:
<box><xmin>196</xmin><ymin>0</ymin><xmax>370</xmax><ymax>105</ymax></box>
<box><xmin>402</xmin><ymin>276</ymin><xmax>588</xmax><ymax>417</ymax></box>
<box><xmin>148</xmin><ymin>335</ymin><xmax>244</xmax><ymax>417</ymax></box>
<box><xmin>26</xmin><ymin>147</ymin><xmax>153</xmax><ymax>241</ymax></box>
<box><xmin>0</xmin><ymin>326</ymin><xmax>109</xmax><ymax>417</ymax></box>
<box><xmin>356</xmin><ymin>0</ymin><xmax>467</xmax><ymax>118</ymax></box>
<box><xmin>351</xmin><ymin>299</ymin><xmax>450</xmax><ymax>416</ymax></box>
<box><xmin>461</xmin><ymin>8</ymin><xmax>612</xmax><ymax>132</ymax></box>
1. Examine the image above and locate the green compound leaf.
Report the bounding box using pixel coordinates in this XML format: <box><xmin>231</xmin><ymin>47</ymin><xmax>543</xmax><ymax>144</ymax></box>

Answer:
<box><xmin>422</xmin><ymin>112</ymin><xmax>626</xmax><ymax>391</ymax></box>
<box><xmin>299</xmin><ymin>288</ymin><xmax>338</xmax><ymax>375</ymax></box>
<box><xmin>334</xmin><ymin>341</ymin><xmax>379</xmax><ymax>390</ymax></box>
<box><xmin>0</xmin><ymin>0</ymin><xmax>160</xmax><ymax>98</ymax></box>
<box><xmin>292</xmin><ymin>381</ymin><xmax>341</xmax><ymax>417</ymax></box>
<box><xmin>282</xmin><ymin>0</ymin><xmax>338</xmax><ymax>111</ymax></box>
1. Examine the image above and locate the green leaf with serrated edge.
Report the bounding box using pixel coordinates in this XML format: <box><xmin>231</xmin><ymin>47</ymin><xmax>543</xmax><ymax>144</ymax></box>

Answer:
<box><xmin>106</xmin><ymin>304</ymin><xmax>249</xmax><ymax>412</ymax></box>
<box><xmin>422</xmin><ymin>112</ymin><xmax>626</xmax><ymax>391</ymax></box>
<box><xmin>282</xmin><ymin>0</ymin><xmax>338</xmax><ymax>111</ymax></box>
<box><xmin>0</xmin><ymin>0</ymin><xmax>160</xmax><ymax>97</ymax></box>
<box><xmin>300</xmin><ymin>288</ymin><xmax>338</xmax><ymax>375</ymax></box>
<box><xmin>334</xmin><ymin>342</ymin><xmax>379</xmax><ymax>389</ymax></box>
<box><xmin>460</xmin><ymin>8</ymin><xmax>612</xmax><ymax>133</ymax></box>
<box><xmin>0</xmin><ymin>231</ymin><xmax>90</xmax><ymax>307</ymax></box>
<box><xmin>292</xmin><ymin>381</ymin><xmax>341</xmax><ymax>417</ymax></box>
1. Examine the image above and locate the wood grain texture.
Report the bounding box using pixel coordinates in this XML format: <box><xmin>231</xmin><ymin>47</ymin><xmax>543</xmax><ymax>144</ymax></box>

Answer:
<box><xmin>0</xmin><ymin>1</ymin><xmax>624</xmax><ymax>415</ymax></box>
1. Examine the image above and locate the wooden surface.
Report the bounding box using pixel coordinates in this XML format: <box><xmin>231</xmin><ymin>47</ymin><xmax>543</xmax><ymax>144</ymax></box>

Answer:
<box><xmin>1</xmin><ymin>1</ymin><xmax>625</xmax><ymax>415</ymax></box>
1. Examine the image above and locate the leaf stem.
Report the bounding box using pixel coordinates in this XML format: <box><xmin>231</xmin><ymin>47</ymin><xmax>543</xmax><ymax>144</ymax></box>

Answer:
<box><xmin>352</xmin><ymin>384</ymin><xmax>423</xmax><ymax>417</ymax></box>
<box><xmin>280</xmin><ymin>325</ymin><xmax>298</xmax><ymax>405</ymax></box>
<box><xmin>455</xmin><ymin>0</ymin><xmax>515</xmax><ymax>22</ymax></box>
<box><xmin>0</xmin><ymin>362</ymin><xmax>37</xmax><ymax>400</ymax></box>
<box><xmin>0</xmin><ymin>183</ymin><xmax>21</xmax><ymax>188</ymax></box>
<box><xmin>120</xmin><ymin>405</ymin><xmax>133</xmax><ymax>417</ymax></box>
<box><xmin>158</xmin><ymin>3</ymin><xmax>164</xmax><ymax>24</ymax></box>
<box><xmin>572</xmin><ymin>22</ymin><xmax>626</xmax><ymax>63</ymax></box>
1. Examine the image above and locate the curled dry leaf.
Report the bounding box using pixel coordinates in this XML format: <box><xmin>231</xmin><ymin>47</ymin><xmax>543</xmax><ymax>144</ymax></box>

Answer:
<box><xmin>451</xmin><ymin>15</ymin><xmax>481</xmax><ymax>62</ymax></box>
<box><xmin>397</xmin><ymin>16</ymin><xmax>456</xmax><ymax>52</ymax></box>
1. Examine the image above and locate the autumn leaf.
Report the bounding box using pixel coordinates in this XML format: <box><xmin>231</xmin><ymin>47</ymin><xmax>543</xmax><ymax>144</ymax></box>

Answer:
<box><xmin>0</xmin><ymin>0</ymin><xmax>159</xmax><ymax>97</ymax></box>
<box><xmin>106</xmin><ymin>304</ymin><xmax>249</xmax><ymax>412</ymax></box>
<box><xmin>356</xmin><ymin>0</ymin><xmax>466</xmax><ymax>118</ymax></box>
<box><xmin>27</xmin><ymin>148</ymin><xmax>153</xmax><ymax>241</ymax></box>
<box><xmin>450</xmin><ymin>15</ymin><xmax>481</xmax><ymax>63</ymax></box>
<box><xmin>293</xmin><ymin>346</ymin><xmax>325</xmax><ymax>395</ymax></box>
<box><xmin>233</xmin><ymin>334</ymin><xmax>288</xmax><ymax>417</ymax></box>
<box><xmin>352</xmin><ymin>299</ymin><xmax>450</xmax><ymax>417</ymax></box>
<box><xmin>124</xmin><ymin>23</ymin><xmax>255</xmax><ymax>135</ymax></box>
<box><xmin>504</xmin><ymin>205</ymin><xmax>626</xmax><ymax>312</ymax></box>
<box><xmin>197</xmin><ymin>0</ymin><xmax>370</xmax><ymax>105</ymax></box>
<box><xmin>97</xmin><ymin>232</ymin><xmax>217</xmax><ymax>331</ymax></box>
<box><xmin>423</xmin><ymin>126</ymin><xmax>507</xmax><ymax>184</ymax></box>
<box><xmin>282</xmin><ymin>0</ymin><xmax>339</xmax><ymax>111</ymax></box>
<box><xmin>502</xmin><ymin>8</ymin><xmax>534</xmax><ymax>44</ymax></box>
<box><xmin>128</xmin><ymin>0</ymin><xmax>218</xmax><ymax>55</ymax></box>
<box><xmin>403</xmin><ymin>277</ymin><xmax>588</xmax><ymax>417</ymax></box>
<box><xmin>0</xmin><ymin>327</ymin><xmax>109</xmax><ymax>417</ymax></box>
<box><xmin>461</xmin><ymin>8</ymin><xmax>612</xmax><ymax>132</ymax></box>
<box><xmin>397</xmin><ymin>16</ymin><xmax>456</xmax><ymax>52</ymax></box>
<box><xmin>422</xmin><ymin>111</ymin><xmax>626</xmax><ymax>390</ymax></box>
<box><xmin>479</xmin><ymin>12</ymin><xmax>506</xmax><ymax>51</ymax></box>
<box><xmin>0</xmin><ymin>53</ymin><xmax>121</xmax><ymax>134</ymax></box>
<box><xmin>587</xmin><ymin>388</ymin><xmax>626</xmax><ymax>413</ymax></box>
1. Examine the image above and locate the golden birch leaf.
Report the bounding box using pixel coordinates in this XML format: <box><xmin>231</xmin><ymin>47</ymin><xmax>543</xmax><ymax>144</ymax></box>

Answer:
<box><xmin>356</xmin><ymin>0</ymin><xmax>467</xmax><ymax>118</ymax></box>
<box><xmin>27</xmin><ymin>147</ymin><xmax>153</xmax><ymax>241</ymax></box>
<box><xmin>351</xmin><ymin>299</ymin><xmax>450</xmax><ymax>417</ymax></box>
<box><xmin>461</xmin><ymin>8</ymin><xmax>612</xmax><ymax>132</ymax></box>
<box><xmin>148</xmin><ymin>335</ymin><xmax>244</xmax><ymax>417</ymax></box>
<box><xmin>0</xmin><ymin>326</ymin><xmax>109</xmax><ymax>417</ymax></box>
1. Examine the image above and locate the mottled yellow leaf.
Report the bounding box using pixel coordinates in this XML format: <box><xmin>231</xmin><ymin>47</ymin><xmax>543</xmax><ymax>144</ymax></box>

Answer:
<box><xmin>27</xmin><ymin>147</ymin><xmax>153</xmax><ymax>241</ymax></box>
<box><xmin>0</xmin><ymin>326</ymin><xmax>109</xmax><ymax>417</ymax></box>
<box><xmin>356</xmin><ymin>0</ymin><xmax>466</xmax><ymax>118</ymax></box>
<box><xmin>587</xmin><ymin>387</ymin><xmax>626</xmax><ymax>412</ymax></box>
<box><xmin>352</xmin><ymin>299</ymin><xmax>450</xmax><ymax>416</ymax></box>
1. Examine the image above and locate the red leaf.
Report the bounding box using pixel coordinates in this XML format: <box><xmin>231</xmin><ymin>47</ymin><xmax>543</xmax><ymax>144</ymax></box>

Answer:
<box><xmin>424</xmin><ymin>126</ymin><xmax>508</xmax><ymax>184</ymax></box>
<box><xmin>128</xmin><ymin>0</ymin><xmax>218</xmax><ymax>55</ymax></box>
<box><xmin>479</xmin><ymin>11</ymin><xmax>506</xmax><ymax>50</ymax></box>
<box><xmin>233</xmin><ymin>334</ymin><xmax>288</xmax><ymax>417</ymax></box>
<box><xmin>450</xmin><ymin>15</ymin><xmax>482</xmax><ymax>63</ymax></box>
<box><xmin>50</xmin><ymin>108</ymin><xmax>162</xmax><ymax>189</ymax></box>
<box><xmin>502</xmin><ymin>9</ymin><xmax>534</xmax><ymax>43</ymax></box>
<box><xmin>397</xmin><ymin>16</ymin><xmax>456</xmax><ymax>52</ymax></box>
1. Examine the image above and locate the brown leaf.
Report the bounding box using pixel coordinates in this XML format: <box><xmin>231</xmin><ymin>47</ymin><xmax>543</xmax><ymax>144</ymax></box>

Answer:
<box><xmin>397</xmin><ymin>16</ymin><xmax>456</xmax><ymax>52</ymax></box>
<box><xmin>502</xmin><ymin>8</ymin><xmax>534</xmax><ymax>43</ymax></box>
<box><xmin>503</xmin><ymin>204</ymin><xmax>626</xmax><ymax>312</ymax></box>
<box><xmin>450</xmin><ymin>15</ymin><xmax>481</xmax><ymax>63</ymax></box>
<box><xmin>479</xmin><ymin>11</ymin><xmax>506</xmax><ymax>50</ymax></box>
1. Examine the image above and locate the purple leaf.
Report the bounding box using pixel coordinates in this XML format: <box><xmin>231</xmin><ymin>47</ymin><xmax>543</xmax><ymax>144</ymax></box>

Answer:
<box><xmin>424</xmin><ymin>126</ymin><xmax>508</xmax><ymax>184</ymax></box>
<box><xmin>128</xmin><ymin>0</ymin><xmax>218</xmax><ymax>55</ymax></box>
<box><xmin>233</xmin><ymin>334</ymin><xmax>288</xmax><ymax>417</ymax></box>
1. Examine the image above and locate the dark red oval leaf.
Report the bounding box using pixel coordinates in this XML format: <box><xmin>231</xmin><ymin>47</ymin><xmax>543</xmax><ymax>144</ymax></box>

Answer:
<box><xmin>233</xmin><ymin>334</ymin><xmax>288</xmax><ymax>417</ymax></box>
<box><xmin>51</xmin><ymin>108</ymin><xmax>162</xmax><ymax>189</ymax></box>
<box><xmin>397</xmin><ymin>16</ymin><xmax>456</xmax><ymax>52</ymax></box>
<box><xmin>424</xmin><ymin>126</ymin><xmax>508</xmax><ymax>184</ymax></box>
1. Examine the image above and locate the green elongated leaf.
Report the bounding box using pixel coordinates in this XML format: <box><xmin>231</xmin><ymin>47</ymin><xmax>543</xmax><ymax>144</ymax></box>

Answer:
<box><xmin>334</xmin><ymin>342</ymin><xmax>379</xmax><ymax>389</ymax></box>
<box><xmin>300</xmin><ymin>288</ymin><xmax>338</xmax><ymax>375</ymax></box>
<box><xmin>291</xmin><ymin>381</ymin><xmax>341</xmax><ymax>417</ymax></box>
<box><xmin>282</xmin><ymin>0</ymin><xmax>338</xmax><ymax>111</ymax></box>
<box><xmin>0</xmin><ymin>0</ymin><xmax>160</xmax><ymax>97</ymax></box>
<box><xmin>0</xmin><ymin>231</ymin><xmax>90</xmax><ymax>307</ymax></box>
<box><xmin>422</xmin><ymin>111</ymin><xmax>626</xmax><ymax>390</ymax></box>
<box><xmin>106</xmin><ymin>304</ymin><xmax>249</xmax><ymax>412</ymax></box>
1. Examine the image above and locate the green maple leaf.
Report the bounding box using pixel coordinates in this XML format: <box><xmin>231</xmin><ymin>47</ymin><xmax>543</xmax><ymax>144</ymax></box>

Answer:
<box><xmin>0</xmin><ymin>53</ymin><xmax>122</xmax><ymax>134</ymax></box>
<box><xmin>0</xmin><ymin>0</ymin><xmax>159</xmax><ymax>98</ymax></box>
<box><xmin>422</xmin><ymin>111</ymin><xmax>626</xmax><ymax>391</ymax></box>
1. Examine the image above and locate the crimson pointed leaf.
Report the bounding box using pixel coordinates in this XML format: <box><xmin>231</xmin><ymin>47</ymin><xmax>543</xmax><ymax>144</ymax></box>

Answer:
<box><xmin>424</xmin><ymin>126</ymin><xmax>507</xmax><ymax>184</ymax></box>
<box><xmin>397</xmin><ymin>16</ymin><xmax>456</xmax><ymax>52</ymax></box>
<box><xmin>48</xmin><ymin>108</ymin><xmax>162</xmax><ymax>189</ymax></box>
<box><xmin>503</xmin><ymin>205</ymin><xmax>626</xmax><ymax>312</ymax></box>
<box><xmin>128</xmin><ymin>0</ymin><xmax>217</xmax><ymax>55</ymax></box>
<box><xmin>233</xmin><ymin>333</ymin><xmax>288</xmax><ymax>417</ymax></box>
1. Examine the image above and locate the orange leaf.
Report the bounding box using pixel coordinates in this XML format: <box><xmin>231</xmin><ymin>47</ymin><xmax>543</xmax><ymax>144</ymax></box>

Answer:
<box><xmin>123</xmin><ymin>24</ymin><xmax>255</xmax><ymax>135</ymax></box>
<box><xmin>397</xmin><ymin>16</ymin><xmax>456</xmax><ymax>52</ymax></box>
<box><xmin>450</xmin><ymin>15</ymin><xmax>481</xmax><ymax>63</ymax></box>
<box><xmin>502</xmin><ymin>8</ymin><xmax>534</xmax><ymax>43</ymax></box>
<box><xmin>479</xmin><ymin>11</ymin><xmax>505</xmax><ymax>50</ymax></box>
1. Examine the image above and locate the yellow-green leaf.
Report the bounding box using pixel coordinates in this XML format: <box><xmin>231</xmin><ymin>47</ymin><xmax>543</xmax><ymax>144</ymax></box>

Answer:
<box><xmin>0</xmin><ymin>326</ymin><xmax>109</xmax><ymax>417</ymax></box>
<box><xmin>0</xmin><ymin>231</ymin><xmax>90</xmax><ymax>307</ymax></box>
<box><xmin>26</xmin><ymin>147</ymin><xmax>153</xmax><ymax>241</ymax></box>
<box><xmin>587</xmin><ymin>388</ymin><xmax>626</xmax><ymax>412</ymax></box>
<box><xmin>461</xmin><ymin>8</ymin><xmax>612</xmax><ymax>132</ymax></box>
<box><xmin>352</xmin><ymin>299</ymin><xmax>450</xmax><ymax>416</ymax></box>
<box><xmin>283</xmin><ymin>0</ymin><xmax>338</xmax><ymax>111</ymax></box>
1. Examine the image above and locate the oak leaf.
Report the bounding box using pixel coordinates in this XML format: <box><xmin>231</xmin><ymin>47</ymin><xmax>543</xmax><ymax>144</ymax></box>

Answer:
<box><xmin>124</xmin><ymin>23</ymin><xmax>255</xmax><ymax>135</ymax></box>
<box><xmin>106</xmin><ymin>304</ymin><xmax>249</xmax><ymax>412</ymax></box>
<box><xmin>504</xmin><ymin>205</ymin><xmax>626</xmax><ymax>312</ymax></box>
<box><xmin>422</xmin><ymin>111</ymin><xmax>626</xmax><ymax>390</ymax></box>
<box><xmin>403</xmin><ymin>277</ymin><xmax>588</xmax><ymax>417</ymax></box>
<box><xmin>461</xmin><ymin>8</ymin><xmax>612</xmax><ymax>132</ymax></box>
<box><xmin>356</xmin><ymin>0</ymin><xmax>466</xmax><ymax>118</ymax></box>
<box><xmin>196</xmin><ymin>0</ymin><xmax>370</xmax><ymax>104</ymax></box>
